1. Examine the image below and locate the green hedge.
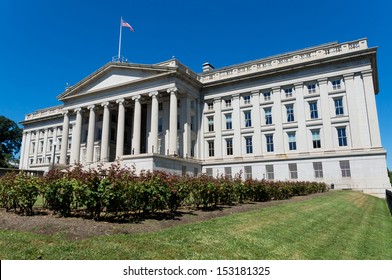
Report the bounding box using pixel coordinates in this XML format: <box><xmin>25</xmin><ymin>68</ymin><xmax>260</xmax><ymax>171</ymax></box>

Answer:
<box><xmin>0</xmin><ymin>164</ymin><xmax>329</xmax><ymax>219</ymax></box>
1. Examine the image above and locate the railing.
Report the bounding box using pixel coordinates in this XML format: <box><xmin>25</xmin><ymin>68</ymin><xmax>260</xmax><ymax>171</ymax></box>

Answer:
<box><xmin>198</xmin><ymin>39</ymin><xmax>368</xmax><ymax>83</ymax></box>
<box><xmin>0</xmin><ymin>168</ymin><xmax>44</xmax><ymax>177</ymax></box>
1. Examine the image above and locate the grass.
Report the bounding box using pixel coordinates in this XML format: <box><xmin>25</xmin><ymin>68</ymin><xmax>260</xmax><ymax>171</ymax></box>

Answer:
<box><xmin>1</xmin><ymin>191</ymin><xmax>392</xmax><ymax>260</ymax></box>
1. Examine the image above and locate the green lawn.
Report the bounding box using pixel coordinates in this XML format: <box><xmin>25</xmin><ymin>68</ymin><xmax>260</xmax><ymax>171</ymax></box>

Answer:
<box><xmin>1</xmin><ymin>191</ymin><xmax>392</xmax><ymax>260</ymax></box>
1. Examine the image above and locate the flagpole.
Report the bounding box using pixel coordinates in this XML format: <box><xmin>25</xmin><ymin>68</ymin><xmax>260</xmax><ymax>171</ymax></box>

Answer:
<box><xmin>117</xmin><ymin>16</ymin><xmax>123</xmax><ymax>61</ymax></box>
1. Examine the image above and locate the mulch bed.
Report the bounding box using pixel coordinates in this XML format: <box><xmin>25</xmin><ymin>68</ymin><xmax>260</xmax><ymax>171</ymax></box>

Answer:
<box><xmin>0</xmin><ymin>192</ymin><xmax>327</xmax><ymax>240</ymax></box>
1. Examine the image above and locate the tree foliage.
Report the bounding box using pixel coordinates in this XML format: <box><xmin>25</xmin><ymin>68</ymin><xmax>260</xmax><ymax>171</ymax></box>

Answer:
<box><xmin>0</xmin><ymin>116</ymin><xmax>22</xmax><ymax>168</ymax></box>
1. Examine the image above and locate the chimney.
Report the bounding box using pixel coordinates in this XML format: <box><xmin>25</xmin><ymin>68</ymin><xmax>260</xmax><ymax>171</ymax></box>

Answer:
<box><xmin>202</xmin><ymin>62</ymin><xmax>215</xmax><ymax>73</ymax></box>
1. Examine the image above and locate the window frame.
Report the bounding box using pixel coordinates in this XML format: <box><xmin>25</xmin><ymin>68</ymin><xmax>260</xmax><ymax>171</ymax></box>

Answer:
<box><xmin>245</xmin><ymin>136</ymin><xmax>253</xmax><ymax>154</ymax></box>
<box><xmin>286</xmin><ymin>104</ymin><xmax>295</xmax><ymax>122</ymax></box>
<box><xmin>266</xmin><ymin>134</ymin><xmax>274</xmax><ymax>152</ymax></box>
<box><xmin>309</xmin><ymin>101</ymin><xmax>319</xmax><ymax>119</ymax></box>
<box><xmin>288</xmin><ymin>132</ymin><xmax>297</xmax><ymax>151</ymax></box>
<box><xmin>337</xmin><ymin>127</ymin><xmax>348</xmax><ymax>147</ymax></box>
<box><xmin>244</xmin><ymin>110</ymin><xmax>252</xmax><ymax>127</ymax></box>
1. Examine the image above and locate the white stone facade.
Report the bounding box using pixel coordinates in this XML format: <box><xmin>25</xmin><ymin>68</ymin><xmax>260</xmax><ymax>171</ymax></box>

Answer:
<box><xmin>19</xmin><ymin>38</ymin><xmax>391</xmax><ymax>197</ymax></box>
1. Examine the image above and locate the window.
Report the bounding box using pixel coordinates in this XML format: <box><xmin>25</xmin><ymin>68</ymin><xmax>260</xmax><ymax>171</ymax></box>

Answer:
<box><xmin>206</xmin><ymin>168</ymin><xmax>213</xmax><ymax>176</ymax></box>
<box><xmin>313</xmin><ymin>162</ymin><xmax>323</xmax><ymax>178</ymax></box>
<box><xmin>245</xmin><ymin>136</ymin><xmax>253</xmax><ymax>154</ymax></box>
<box><xmin>226</xmin><ymin>138</ymin><xmax>233</xmax><ymax>155</ymax></box>
<box><xmin>158</xmin><ymin>102</ymin><xmax>163</xmax><ymax>111</ymax></box>
<box><xmin>266</xmin><ymin>134</ymin><xmax>274</xmax><ymax>152</ymax></box>
<box><xmin>288</xmin><ymin>132</ymin><xmax>297</xmax><ymax>151</ymax></box>
<box><xmin>190</xmin><ymin>100</ymin><xmax>195</xmax><ymax>109</ymax></box>
<box><xmin>157</xmin><ymin>138</ymin><xmax>162</xmax><ymax>154</ymax></box>
<box><xmin>225</xmin><ymin>113</ymin><xmax>232</xmax><ymax>130</ymax></box>
<box><xmin>309</xmin><ymin>101</ymin><xmax>319</xmax><ymax>119</ymax></box>
<box><xmin>265</xmin><ymin>108</ymin><xmax>272</xmax><ymax>125</ymax></box>
<box><xmin>244</xmin><ymin>111</ymin><xmax>252</xmax><ymax>127</ymax></box>
<box><xmin>337</xmin><ymin>127</ymin><xmax>348</xmax><ymax>147</ymax></box>
<box><xmin>39</xmin><ymin>141</ymin><xmax>44</xmax><ymax>153</ymax></box>
<box><xmin>286</xmin><ymin>104</ymin><xmax>294</xmax><ymax>122</ymax></box>
<box><xmin>284</xmin><ymin>88</ymin><xmax>293</xmax><ymax>98</ymax></box>
<box><xmin>340</xmin><ymin>160</ymin><xmax>351</xmax><ymax>177</ymax></box>
<box><xmin>289</xmin><ymin>163</ymin><xmax>298</xmax><ymax>179</ymax></box>
<box><xmin>243</xmin><ymin>95</ymin><xmax>251</xmax><ymax>104</ymax></box>
<box><xmin>225</xmin><ymin>99</ymin><xmax>232</xmax><ymax>108</ymax></box>
<box><xmin>312</xmin><ymin>130</ymin><xmax>321</xmax><ymax>149</ymax></box>
<box><xmin>177</xmin><ymin>115</ymin><xmax>180</xmax><ymax>130</ymax></box>
<box><xmin>158</xmin><ymin>118</ymin><xmax>163</xmax><ymax>133</ymax></box>
<box><xmin>208</xmin><ymin>140</ymin><xmax>214</xmax><ymax>157</ymax></box>
<box><xmin>332</xmin><ymin>79</ymin><xmax>341</xmax><ymax>90</ymax></box>
<box><xmin>207</xmin><ymin>101</ymin><xmax>214</xmax><ymax>110</ymax></box>
<box><xmin>177</xmin><ymin>99</ymin><xmax>181</xmax><ymax>108</ymax></box>
<box><xmin>334</xmin><ymin>98</ymin><xmax>344</xmax><ymax>116</ymax></box>
<box><xmin>225</xmin><ymin>167</ymin><xmax>232</xmax><ymax>179</ymax></box>
<box><xmin>244</xmin><ymin>166</ymin><xmax>252</xmax><ymax>180</ymax></box>
<box><xmin>182</xmin><ymin>166</ymin><xmax>187</xmax><ymax>176</ymax></box>
<box><xmin>263</xmin><ymin>91</ymin><xmax>271</xmax><ymax>101</ymax></box>
<box><xmin>31</xmin><ymin>142</ymin><xmax>35</xmax><ymax>154</ymax></box>
<box><xmin>48</xmin><ymin>139</ymin><xmax>53</xmax><ymax>152</ymax></box>
<box><xmin>207</xmin><ymin>116</ymin><xmax>214</xmax><ymax>132</ymax></box>
<box><xmin>307</xmin><ymin>84</ymin><xmax>316</xmax><ymax>94</ymax></box>
<box><xmin>266</xmin><ymin>165</ymin><xmax>274</xmax><ymax>180</ymax></box>
<box><xmin>194</xmin><ymin>167</ymin><xmax>199</xmax><ymax>177</ymax></box>
<box><xmin>191</xmin><ymin>116</ymin><xmax>195</xmax><ymax>131</ymax></box>
<box><xmin>191</xmin><ymin>140</ymin><xmax>195</xmax><ymax>157</ymax></box>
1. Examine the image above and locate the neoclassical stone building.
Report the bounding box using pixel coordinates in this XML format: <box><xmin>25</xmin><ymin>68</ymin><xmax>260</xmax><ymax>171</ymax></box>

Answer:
<box><xmin>19</xmin><ymin>38</ymin><xmax>391</xmax><ymax>197</ymax></box>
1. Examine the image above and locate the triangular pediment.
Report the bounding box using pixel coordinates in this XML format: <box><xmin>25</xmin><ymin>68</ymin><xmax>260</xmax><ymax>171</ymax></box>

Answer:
<box><xmin>58</xmin><ymin>62</ymin><xmax>176</xmax><ymax>100</ymax></box>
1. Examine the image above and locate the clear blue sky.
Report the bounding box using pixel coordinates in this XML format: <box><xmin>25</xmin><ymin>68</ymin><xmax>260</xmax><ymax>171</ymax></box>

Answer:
<box><xmin>1</xmin><ymin>0</ymin><xmax>391</xmax><ymax>167</ymax></box>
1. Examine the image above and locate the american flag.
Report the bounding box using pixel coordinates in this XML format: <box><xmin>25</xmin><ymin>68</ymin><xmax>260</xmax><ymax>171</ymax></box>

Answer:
<box><xmin>121</xmin><ymin>19</ymin><xmax>134</xmax><ymax>32</ymax></box>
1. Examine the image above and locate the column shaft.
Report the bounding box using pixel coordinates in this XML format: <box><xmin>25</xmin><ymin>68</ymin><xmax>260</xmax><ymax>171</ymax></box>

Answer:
<box><xmin>149</xmin><ymin>92</ymin><xmax>159</xmax><ymax>153</ymax></box>
<box><xmin>100</xmin><ymin>102</ymin><xmax>110</xmax><ymax>162</ymax></box>
<box><xmin>60</xmin><ymin>111</ymin><xmax>69</xmax><ymax>164</ymax></box>
<box><xmin>132</xmin><ymin>95</ymin><xmax>141</xmax><ymax>155</ymax></box>
<box><xmin>70</xmin><ymin>108</ymin><xmax>82</xmax><ymax>164</ymax></box>
<box><xmin>116</xmin><ymin>99</ymin><xmax>125</xmax><ymax>158</ymax></box>
<box><xmin>86</xmin><ymin>105</ymin><xmax>96</xmax><ymax>163</ymax></box>
<box><xmin>168</xmin><ymin>88</ymin><xmax>178</xmax><ymax>155</ymax></box>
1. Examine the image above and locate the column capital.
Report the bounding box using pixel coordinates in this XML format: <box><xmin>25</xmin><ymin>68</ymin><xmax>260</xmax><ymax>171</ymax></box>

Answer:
<box><xmin>116</xmin><ymin>98</ymin><xmax>125</xmax><ymax>105</ymax></box>
<box><xmin>317</xmin><ymin>78</ymin><xmax>328</xmax><ymax>85</ymax></box>
<box><xmin>361</xmin><ymin>70</ymin><xmax>373</xmax><ymax>78</ymax></box>
<box><xmin>251</xmin><ymin>90</ymin><xmax>260</xmax><ymax>96</ymax></box>
<box><xmin>62</xmin><ymin>110</ymin><xmax>69</xmax><ymax>116</ymax></box>
<box><xmin>232</xmin><ymin>93</ymin><xmax>240</xmax><ymax>100</ymax></box>
<box><xmin>101</xmin><ymin>102</ymin><xmax>110</xmax><ymax>108</ymax></box>
<box><xmin>87</xmin><ymin>105</ymin><xmax>95</xmax><ymax>111</ymax></box>
<box><xmin>343</xmin><ymin>73</ymin><xmax>354</xmax><ymax>80</ymax></box>
<box><xmin>149</xmin><ymin>91</ymin><xmax>159</xmax><ymax>98</ymax></box>
<box><xmin>167</xmin><ymin>87</ymin><xmax>178</xmax><ymax>95</ymax></box>
<box><xmin>294</xmin><ymin>82</ymin><xmax>303</xmax><ymax>89</ymax></box>
<box><xmin>132</xmin><ymin>95</ymin><xmax>141</xmax><ymax>101</ymax></box>
<box><xmin>74</xmin><ymin>107</ymin><xmax>82</xmax><ymax>113</ymax></box>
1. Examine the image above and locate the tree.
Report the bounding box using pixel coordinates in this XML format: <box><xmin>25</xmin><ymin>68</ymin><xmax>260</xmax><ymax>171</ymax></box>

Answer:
<box><xmin>0</xmin><ymin>116</ymin><xmax>22</xmax><ymax>168</ymax></box>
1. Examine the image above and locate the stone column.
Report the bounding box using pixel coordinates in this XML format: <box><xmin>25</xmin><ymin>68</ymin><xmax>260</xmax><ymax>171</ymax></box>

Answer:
<box><xmin>182</xmin><ymin>97</ymin><xmax>191</xmax><ymax>158</ymax></box>
<box><xmin>251</xmin><ymin>90</ymin><xmax>262</xmax><ymax>156</ymax></box>
<box><xmin>168</xmin><ymin>87</ymin><xmax>178</xmax><ymax>155</ymax></box>
<box><xmin>70</xmin><ymin>108</ymin><xmax>82</xmax><ymax>164</ymax></box>
<box><xmin>86</xmin><ymin>105</ymin><xmax>96</xmax><ymax>164</ymax></box>
<box><xmin>19</xmin><ymin>132</ymin><xmax>27</xmax><ymax>169</ymax></box>
<box><xmin>33</xmin><ymin>131</ymin><xmax>39</xmax><ymax>164</ymax></box>
<box><xmin>132</xmin><ymin>95</ymin><xmax>142</xmax><ymax>155</ymax></box>
<box><xmin>232</xmin><ymin>94</ymin><xmax>241</xmax><ymax>157</ymax></box>
<box><xmin>42</xmin><ymin>128</ymin><xmax>48</xmax><ymax>162</ymax></box>
<box><xmin>361</xmin><ymin>70</ymin><xmax>381</xmax><ymax>148</ymax></box>
<box><xmin>100</xmin><ymin>102</ymin><xmax>110</xmax><ymax>162</ymax></box>
<box><xmin>318</xmin><ymin>78</ymin><xmax>333</xmax><ymax>150</ymax></box>
<box><xmin>294</xmin><ymin>83</ymin><xmax>308</xmax><ymax>153</ymax></box>
<box><xmin>272</xmin><ymin>87</ymin><xmax>284</xmax><ymax>154</ymax></box>
<box><xmin>214</xmin><ymin>97</ymin><xmax>222</xmax><ymax>158</ymax></box>
<box><xmin>59</xmin><ymin>111</ymin><xmax>69</xmax><ymax>164</ymax></box>
<box><xmin>115</xmin><ymin>98</ymin><xmax>125</xmax><ymax>159</ymax></box>
<box><xmin>149</xmin><ymin>91</ymin><xmax>159</xmax><ymax>153</ymax></box>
